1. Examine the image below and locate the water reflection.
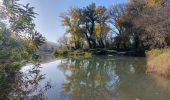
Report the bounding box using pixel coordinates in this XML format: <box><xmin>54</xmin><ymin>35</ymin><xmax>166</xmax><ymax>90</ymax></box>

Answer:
<box><xmin>1</xmin><ymin>56</ymin><xmax>170</xmax><ymax>100</ymax></box>
<box><xmin>58</xmin><ymin>57</ymin><xmax>146</xmax><ymax>100</ymax></box>
<box><xmin>0</xmin><ymin>64</ymin><xmax>52</xmax><ymax>100</ymax></box>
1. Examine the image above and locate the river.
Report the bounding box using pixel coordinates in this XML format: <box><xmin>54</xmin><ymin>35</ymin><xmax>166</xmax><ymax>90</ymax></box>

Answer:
<box><xmin>20</xmin><ymin>56</ymin><xmax>170</xmax><ymax>100</ymax></box>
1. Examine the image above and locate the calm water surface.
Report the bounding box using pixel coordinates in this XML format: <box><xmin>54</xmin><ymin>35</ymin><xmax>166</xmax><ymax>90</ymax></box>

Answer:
<box><xmin>21</xmin><ymin>56</ymin><xmax>170</xmax><ymax>100</ymax></box>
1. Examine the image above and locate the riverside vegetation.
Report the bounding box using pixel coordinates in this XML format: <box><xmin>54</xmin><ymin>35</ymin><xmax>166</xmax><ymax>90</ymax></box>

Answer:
<box><xmin>54</xmin><ymin>0</ymin><xmax>170</xmax><ymax>77</ymax></box>
<box><xmin>146</xmin><ymin>48</ymin><xmax>170</xmax><ymax>77</ymax></box>
<box><xmin>0</xmin><ymin>0</ymin><xmax>50</xmax><ymax>99</ymax></box>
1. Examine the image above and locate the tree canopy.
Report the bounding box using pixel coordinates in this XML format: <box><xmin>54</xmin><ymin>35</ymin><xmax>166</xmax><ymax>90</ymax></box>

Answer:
<box><xmin>59</xmin><ymin>1</ymin><xmax>170</xmax><ymax>50</ymax></box>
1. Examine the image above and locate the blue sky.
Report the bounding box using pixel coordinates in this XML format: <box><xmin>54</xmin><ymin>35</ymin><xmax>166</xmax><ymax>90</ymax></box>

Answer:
<box><xmin>19</xmin><ymin>0</ymin><xmax>128</xmax><ymax>42</ymax></box>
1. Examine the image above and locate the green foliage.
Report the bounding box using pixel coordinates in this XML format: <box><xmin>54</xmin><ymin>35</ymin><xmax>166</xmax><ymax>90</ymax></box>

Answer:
<box><xmin>54</xmin><ymin>49</ymin><xmax>92</xmax><ymax>59</ymax></box>
<box><xmin>0</xmin><ymin>0</ymin><xmax>45</xmax><ymax>99</ymax></box>
<box><xmin>0</xmin><ymin>0</ymin><xmax>45</xmax><ymax>63</ymax></box>
<box><xmin>54</xmin><ymin>48</ymin><xmax>118</xmax><ymax>59</ymax></box>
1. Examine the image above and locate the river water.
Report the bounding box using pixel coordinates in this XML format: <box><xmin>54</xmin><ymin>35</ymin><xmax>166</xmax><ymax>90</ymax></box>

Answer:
<box><xmin>20</xmin><ymin>56</ymin><xmax>170</xmax><ymax>100</ymax></box>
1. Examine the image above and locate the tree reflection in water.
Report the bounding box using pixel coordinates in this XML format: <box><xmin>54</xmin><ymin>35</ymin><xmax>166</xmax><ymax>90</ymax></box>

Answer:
<box><xmin>58</xmin><ymin>57</ymin><xmax>147</xmax><ymax>100</ymax></box>
<box><xmin>0</xmin><ymin>64</ymin><xmax>52</xmax><ymax>100</ymax></box>
<box><xmin>58</xmin><ymin>57</ymin><xmax>119</xmax><ymax>100</ymax></box>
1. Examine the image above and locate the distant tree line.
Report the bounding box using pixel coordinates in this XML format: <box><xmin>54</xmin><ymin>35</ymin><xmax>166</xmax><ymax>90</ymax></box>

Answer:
<box><xmin>58</xmin><ymin>0</ymin><xmax>170</xmax><ymax>50</ymax></box>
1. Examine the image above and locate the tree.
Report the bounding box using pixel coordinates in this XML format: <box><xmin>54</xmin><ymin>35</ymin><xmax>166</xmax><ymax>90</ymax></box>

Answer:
<box><xmin>61</xmin><ymin>3</ymin><xmax>110</xmax><ymax>49</ymax></box>
<box><xmin>109</xmin><ymin>4</ymin><xmax>126</xmax><ymax>36</ymax></box>
<box><xmin>109</xmin><ymin>4</ymin><xmax>132</xmax><ymax>49</ymax></box>
<box><xmin>61</xmin><ymin>7</ymin><xmax>84</xmax><ymax>49</ymax></box>
<box><xmin>0</xmin><ymin>1</ymin><xmax>46</xmax><ymax>98</ymax></box>
<box><xmin>128</xmin><ymin>0</ymin><xmax>170</xmax><ymax>49</ymax></box>
<box><xmin>80</xmin><ymin>3</ymin><xmax>109</xmax><ymax>48</ymax></box>
<box><xmin>94</xmin><ymin>6</ymin><xmax>110</xmax><ymax>48</ymax></box>
<box><xmin>0</xmin><ymin>0</ymin><xmax>45</xmax><ymax>62</ymax></box>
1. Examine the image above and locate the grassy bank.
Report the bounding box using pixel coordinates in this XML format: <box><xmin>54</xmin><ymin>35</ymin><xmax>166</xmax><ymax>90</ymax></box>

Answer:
<box><xmin>146</xmin><ymin>48</ymin><xmax>170</xmax><ymax>77</ymax></box>
<box><xmin>53</xmin><ymin>48</ymin><xmax>146</xmax><ymax>59</ymax></box>
<box><xmin>53</xmin><ymin>49</ymin><xmax>117</xmax><ymax>59</ymax></box>
<box><xmin>54</xmin><ymin>49</ymin><xmax>92</xmax><ymax>59</ymax></box>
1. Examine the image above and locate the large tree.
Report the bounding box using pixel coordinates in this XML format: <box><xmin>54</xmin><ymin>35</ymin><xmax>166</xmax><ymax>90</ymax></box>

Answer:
<box><xmin>80</xmin><ymin>3</ymin><xmax>109</xmax><ymax>48</ymax></box>
<box><xmin>61</xmin><ymin>3</ymin><xmax>109</xmax><ymax>49</ymax></box>
<box><xmin>128</xmin><ymin>0</ymin><xmax>170</xmax><ymax>49</ymax></box>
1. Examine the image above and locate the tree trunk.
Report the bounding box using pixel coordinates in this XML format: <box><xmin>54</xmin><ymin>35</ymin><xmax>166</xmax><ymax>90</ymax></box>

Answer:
<box><xmin>84</xmin><ymin>32</ymin><xmax>92</xmax><ymax>48</ymax></box>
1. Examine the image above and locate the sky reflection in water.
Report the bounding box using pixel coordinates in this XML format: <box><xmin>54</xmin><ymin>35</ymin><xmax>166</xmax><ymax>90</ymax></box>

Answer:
<box><xmin>21</xmin><ymin>56</ymin><xmax>170</xmax><ymax>100</ymax></box>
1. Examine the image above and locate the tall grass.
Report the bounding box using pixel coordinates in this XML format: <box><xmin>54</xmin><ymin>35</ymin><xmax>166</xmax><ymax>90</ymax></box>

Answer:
<box><xmin>146</xmin><ymin>48</ymin><xmax>170</xmax><ymax>77</ymax></box>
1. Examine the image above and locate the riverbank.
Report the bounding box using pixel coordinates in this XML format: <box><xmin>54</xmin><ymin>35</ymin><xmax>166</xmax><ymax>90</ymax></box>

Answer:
<box><xmin>146</xmin><ymin>48</ymin><xmax>170</xmax><ymax>77</ymax></box>
<box><xmin>53</xmin><ymin>48</ymin><xmax>145</xmax><ymax>59</ymax></box>
<box><xmin>54</xmin><ymin>48</ymin><xmax>170</xmax><ymax>78</ymax></box>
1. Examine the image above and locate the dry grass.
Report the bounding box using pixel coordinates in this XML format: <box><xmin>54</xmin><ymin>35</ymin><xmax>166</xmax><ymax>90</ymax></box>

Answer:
<box><xmin>146</xmin><ymin>48</ymin><xmax>170</xmax><ymax>77</ymax></box>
